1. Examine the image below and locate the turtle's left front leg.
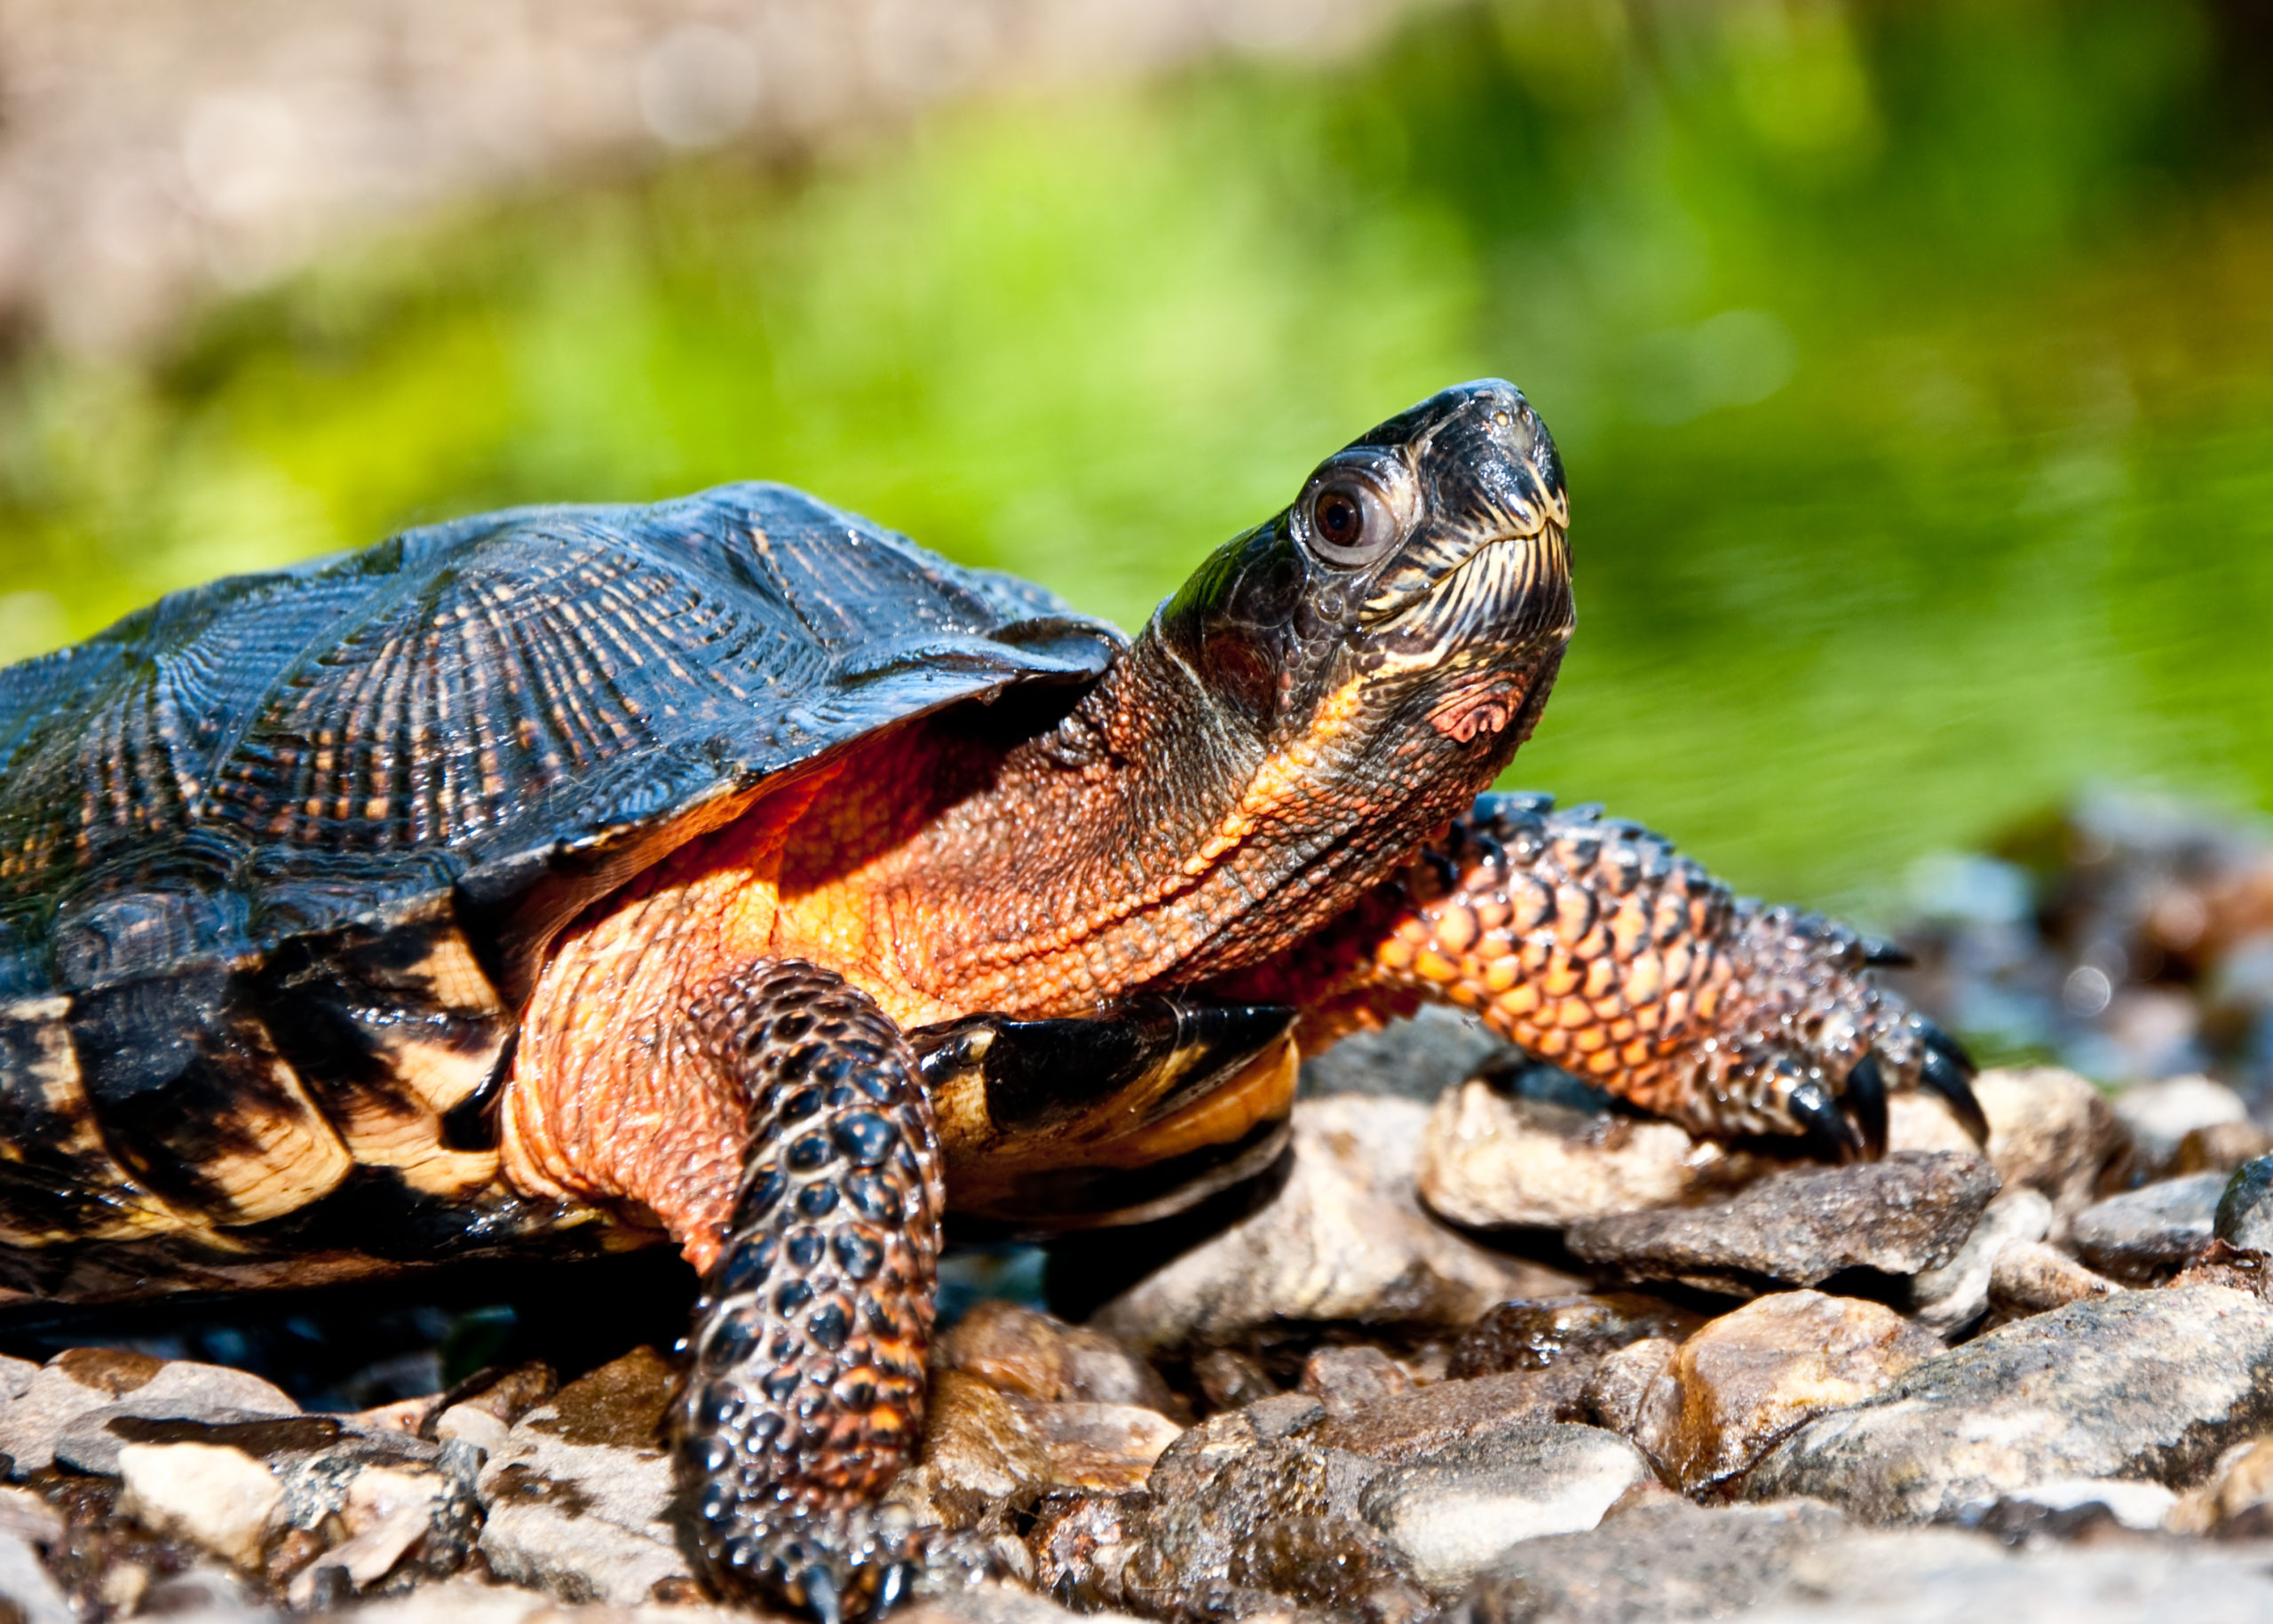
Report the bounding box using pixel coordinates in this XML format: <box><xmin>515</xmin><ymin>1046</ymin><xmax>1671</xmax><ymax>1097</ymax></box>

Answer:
<box><xmin>1223</xmin><ymin>793</ymin><xmax>1983</xmax><ymax>1157</ymax></box>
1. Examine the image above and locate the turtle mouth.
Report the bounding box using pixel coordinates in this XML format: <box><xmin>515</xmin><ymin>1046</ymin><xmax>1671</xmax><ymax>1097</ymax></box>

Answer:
<box><xmin>1367</xmin><ymin>520</ymin><xmax>1573</xmax><ymax>661</ymax></box>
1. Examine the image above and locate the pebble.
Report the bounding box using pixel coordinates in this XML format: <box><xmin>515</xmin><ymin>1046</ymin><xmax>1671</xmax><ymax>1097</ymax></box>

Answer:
<box><xmin>473</xmin><ymin>1347</ymin><xmax>693</xmax><ymax>1605</ymax></box>
<box><xmin>1565</xmin><ymin>1152</ymin><xmax>2000</xmax><ymax>1295</ymax></box>
<box><xmin>115</xmin><ymin>1438</ymin><xmax>282</xmax><ymax>1568</ymax></box>
<box><xmin>1891</xmin><ymin>1066</ymin><xmax>2129</xmax><ymax>1240</ymax></box>
<box><xmin>2070</xmin><ymin>1171</ymin><xmax>2224</xmax><ymax>1282</ymax></box>
<box><xmin>1579</xmin><ymin>1338</ymin><xmax>1678</xmax><ymax>1438</ymax></box>
<box><xmin>1417</xmin><ymin>1079</ymin><xmax>1742</xmax><ymax>1229</ymax></box>
<box><xmin>0</xmin><ymin>1528</ymin><xmax>75</xmax><ymax>1624</ymax></box>
<box><xmin>1356</xmin><ymin>1422</ymin><xmax>1648</xmax><ymax>1592</ymax></box>
<box><xmin>1907</xmin><ymin>1187</ymin><xmax>2054</xmax><ymax>1334</ymax></box>
<box><xmin>0</xmin><ymin>1350</ymin><xmax>298</xmax><ymax>1472</ymax></box>
<box><xmin>1446</xmin><ymin>1295</ymin><xmax>1702</xmax><ymax>1381</ymax></box>
<box><xmin>2112</xmin><ymin>1075</ymin><xmax>2250</xmax><ymax>1176</ymax></box>
<box><xmin>2170</xmin><ymin>1120</ymin><xmax>2273</xmax><ymax>1176</ymax></box>
<box><xmin>1302</xmin><ymin>1005</ymin><xmax>1512</xmax><ymax>1104</ymax></box>
<box><xmin>2000</xmin><ymin>1476</ymin><xmax>2177</xmax><ymax>1532</ymax></box>
<box><xmin>1312</xmin><ymin>1372</ymin><xmax>1577</xmax><ymax>1463</ymax></box>
<box><xmin>1629</xmin><ymin>1292</ymin><xmax>1940</xmax><ymax>1493</ymax></box>
<box><xmin>1987</xmin><ymin>1240</ymin><xmax>2122</xmax><ymax>1320</ymax></box>
<box><xmin>2215</xmin><ymin>1154</ymin><xmax>2273</xmax><ymax>1251</ymax></box>
<box><xmin>1300</xmin><ymin>1345</ymin><xmax>1414</xmax><ymax>1417</ymax></box>
<box><xmin>1088</xmin><ymin>1096</ymin><xmax>1578</xmax><ymax>1352</ymax></box>
<box><xmin>2169</xmin><ymin>1438</ymin><xmax>2273</xmax><ymax>1536</ymax></box>
<box><xmin>1742</xmin><ymin>1286</ymin><xmax>2273</xmax><ymax>1521</ymax></box>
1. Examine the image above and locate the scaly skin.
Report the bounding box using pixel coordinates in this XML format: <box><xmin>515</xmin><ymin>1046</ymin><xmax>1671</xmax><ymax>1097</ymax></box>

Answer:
<box><xmin>1224</xmin><ymin>793</ymin><xmax>1979</xmax><ymax>1154</ymax></box>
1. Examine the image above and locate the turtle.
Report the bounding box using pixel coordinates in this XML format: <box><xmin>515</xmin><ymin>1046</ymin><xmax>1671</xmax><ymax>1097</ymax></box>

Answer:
<box><xmin>0</xmin><ymin>379</ymin><xmax>1982</xmax><ymax>1615</ymax></box>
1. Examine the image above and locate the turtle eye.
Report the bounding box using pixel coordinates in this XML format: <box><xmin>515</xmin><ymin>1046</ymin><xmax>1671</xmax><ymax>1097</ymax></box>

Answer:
<box><xmin>1298</xmin><ymin>468</ymin><xmax>1409</xmax><ymax>569</ymax></box>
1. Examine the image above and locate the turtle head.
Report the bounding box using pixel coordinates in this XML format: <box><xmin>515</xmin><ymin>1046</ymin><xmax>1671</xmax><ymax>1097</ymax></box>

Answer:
<box><xmin>1156</xmin><ymin>378</ymin><xmax>1573</xmax><ymax>781</ymax></box>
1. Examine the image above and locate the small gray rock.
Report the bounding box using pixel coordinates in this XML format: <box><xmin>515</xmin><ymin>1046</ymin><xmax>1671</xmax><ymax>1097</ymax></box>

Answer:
<box><xmin>1908</xmin><ymin>1188</ymin><xmax>2054</xmax><ymax>1334</ymax></box>
<box><xmin>1359</xmin><ymin>1422</ymin><xmax>1649</xmax><ymax>1591</ymax></box>
<box><xmin>1890</xmin><ymin>1066</ymin><xmax>2130</xmax><ymax>1242</ymax></box>
<box><xmin>2216</xmin><ymin>1155</ymin><xmax>2273</xmax><ymax>1252</ymax></box>
<box><xmin>2071</xmin><ymin>1171</ymin><xmax>2224</xmax><ymax>1282</ymax></box>
<box><xmin>1742</xmin><ymin>1285</ymin><xmax>2273</xmax><ymax>1521</ymax></box>
<box><xmin>1986</xmin><ymin>1240</ymin><xmax>2122</xmax><ymax>1322</ymax></box>
<box><xmin>1565</xmin><ymin>1152</ymin><xmax>2001</xmax><ymax>1295</ymax></box>
<box><xmin>1741</xmin><ymin>1544</ymin><xmax>2273</xmax><ymax>1623</ymax></box>
<box><xmin>0</xmin><ymin>1351</ymin><xmax>298</xmax><ymax>1473</ymax></box>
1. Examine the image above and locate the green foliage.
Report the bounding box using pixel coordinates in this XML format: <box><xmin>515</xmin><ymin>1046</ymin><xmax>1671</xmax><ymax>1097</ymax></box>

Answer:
<box><xmin>0</xmin><ymin>0</ymin><xmax>2267</xmax><ymax>915</ymax></box>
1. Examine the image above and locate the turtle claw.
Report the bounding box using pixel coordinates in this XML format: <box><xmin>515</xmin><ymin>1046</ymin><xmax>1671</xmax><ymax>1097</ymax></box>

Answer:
<box><xmin>1918</xmin><ymin>1022</ymin><xmax>1989</xmax><ymax>1145</ymax></box>
<box><xmin>1786</xmin><ymin>1078</ymin><xmax>1867</xmax><ymax>1163</ymax></box>
<box><xmin>1843</xmin><ymin>1053</ymin><xmax>1890</xmax><ymax>1161</ymax></box>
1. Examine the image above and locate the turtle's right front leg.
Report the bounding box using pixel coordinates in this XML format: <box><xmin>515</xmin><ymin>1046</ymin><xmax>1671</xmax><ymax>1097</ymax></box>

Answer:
<box><xmin>503</xmin><ymin>958</ymin><xmax>946</xmax><ymax>1620</ymax></box>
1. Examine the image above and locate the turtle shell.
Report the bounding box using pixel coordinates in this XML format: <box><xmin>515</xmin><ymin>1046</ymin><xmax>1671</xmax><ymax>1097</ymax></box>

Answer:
<box><xmin>0</xmin><ymin>483</ymin><xmax>1117</xmax><ymax>1287</ymax></box>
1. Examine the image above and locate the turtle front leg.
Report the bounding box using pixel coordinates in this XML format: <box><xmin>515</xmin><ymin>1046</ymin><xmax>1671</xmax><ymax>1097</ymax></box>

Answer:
<box><xmin>503</xmin><ymin>959</ymin><xmax>948</xmax><ymax>1620</ymax></box>
<box><xmin>1226</xmin><ymin>793</ymin><xmax>1983</xmax><ymax>1157</ymax></box>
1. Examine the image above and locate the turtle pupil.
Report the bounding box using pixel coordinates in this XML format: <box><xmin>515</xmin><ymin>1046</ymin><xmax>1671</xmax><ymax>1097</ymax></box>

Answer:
<box><xmin>1319</xmin><ymin>493</ymin><xmax>1360</xmax><ymax>544</ymax></box>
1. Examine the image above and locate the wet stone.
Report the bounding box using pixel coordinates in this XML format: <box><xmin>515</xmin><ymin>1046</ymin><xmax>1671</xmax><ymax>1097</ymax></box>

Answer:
<box><xmin>1743</xmin><ymin>1285</ymin><xmax>2273</xmax><ymax>1521</ymax></box>
<box><xmin>1628</xmin><ymin>1291</ymin><xmax>1941</xmax><ymax>1493</ymax></box>
<box><xmin>2216</xmin><ymin>1153</ymin><xmax>2273</xmax><ymax>1251</ymax></box>
<box><xmin>1446</xmin><ymin>1294</ymin><xmax>1703</xmax><ymax>1381</ymax></box>
<box><xmin>1358</xmin><ymin>1422</ymin><xmax>1650</xmax><ymax>1591</ymax></box>
<box><xmin>1565</xmin><ymin>1151</ymin><xmax>2000</xmax><ymax>1295</ymax></box>
<box><xmin>2071</xmin><ymin>1171</ymin><xmax>2224</xmax><ymax>1283</ymax></box>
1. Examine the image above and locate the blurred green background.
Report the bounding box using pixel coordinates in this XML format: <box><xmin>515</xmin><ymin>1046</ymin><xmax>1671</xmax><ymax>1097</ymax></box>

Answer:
<box><xmin>1</xmin><ymin>0</ymin><xmax>2268</xmax><ymax>920</ymax></box>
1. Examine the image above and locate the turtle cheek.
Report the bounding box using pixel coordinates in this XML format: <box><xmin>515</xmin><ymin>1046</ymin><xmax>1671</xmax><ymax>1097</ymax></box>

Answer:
<box><xmin>1199</xmin><ymin>628</ymin><xmax>1281</xmax><ymax>726</ymax></box>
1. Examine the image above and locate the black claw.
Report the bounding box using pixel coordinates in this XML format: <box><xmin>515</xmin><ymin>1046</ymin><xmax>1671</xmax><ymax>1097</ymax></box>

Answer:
<box><xmin>1861</xmin><ymin>936</ymin><xmax>1916</xmax><ymax>968</ymax></box>
<box><xmin>802</xmin><ymin>1565</ymin><xmax>843</xmax><ymax>1624</ymax></box>
<box><xmin>1787</xmin><ymin>1079</ymin><xmax>1865</xmax><ymax>1162</ymax></box>
<box><xmin>1843</xmin><ymin>1053</ymin><xmax>1889</xmax><ymax>1161</ymax></box>
<box><xmin>1919</xmin><ymin>1036</ymin><xmax>1991</xmax><ymax>1146</ymax></box>
<box><xmin>875</xmin><ymin>1561</ymin><xmax>913</xmax><ymax>1617</ymax></box>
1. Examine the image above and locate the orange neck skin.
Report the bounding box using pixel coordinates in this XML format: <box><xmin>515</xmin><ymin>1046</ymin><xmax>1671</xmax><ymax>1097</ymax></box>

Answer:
<box><xmin>500</xmin><ymin>631</ymin><xmax>1542</xmax><ymax>1256</ymax></box>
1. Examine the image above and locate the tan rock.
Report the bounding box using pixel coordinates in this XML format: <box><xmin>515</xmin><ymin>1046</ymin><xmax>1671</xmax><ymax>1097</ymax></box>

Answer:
<box><xmin>1632</xmin><ymin>1291</ymin><xmax>1940</xmax><ymax>1493</ymax></box>
<box><xmin>1027</xmin><ymin>1402</ymin><xmax>1183</xmax><ymax>1493</ymax></box>
<box><xmin>922</xmin><ymin>1370</ymin><xmax>1051</xmax><ymax>1500</ymax></box>
<box><xmin>2169</xmin><ymin>1437</ymin><xmax>2273</xmax><ymax>1535</ymax></box>
<box><xmin>116</xmin><ymin>1440</ymin><xmax>281</xmax><ymax>1568</ymax></box>
<box><xmin>1580</xmin><ymin>1337</ymin><xmax>1677</xmax><ymax>1438</ymax></box>
<box><xmin>1300</xmin><ymin>1345</ymin><xmax>1413</xmax><ymax>1418</ymax></box>
<box><xmin>1418</xmin><ymin>1081</ymin><xmax>1740</xmax><ymax>1228</ymax></box>
<box><xmin>1987</xmin><ymin>1240</ymin><xmax>2122</xmax><ymax>1321</ymax></box>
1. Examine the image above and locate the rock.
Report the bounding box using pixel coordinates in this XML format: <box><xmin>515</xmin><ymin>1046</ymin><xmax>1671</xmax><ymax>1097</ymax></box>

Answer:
<box><xmin>2174</xmin><ymin>1120</ymin><xmax>2273</xmax><ymax>1176</ymax></box>
<box><xmin>1580</xmin><ymin>1339</ymin><xmax>1677</xmax><ymax>1438</ymax></box>
<box><xmin>1123</xmin><ymin>1436</ymin><xmax>1429</xmax><ymax>1624</ymax></box>
<box><xmin>0</xmin><ymin>1529</ymin><xmax>73</xmax><ymax>1624</ymax></box>
<box><xmin>1028</xmin><ymin>1491</ymin><xmax>1150</xmax><ymax>1612</ymax></box>
<box><xmin>1312</xmin><ymin>1372</ymin><xmax>1573</xmax><ymax>1462</ymax></box>
<box><xmin>1244</xmin><ymin>1392</ymin><xmax>1327</xmax><ymax>1443</ymax></box>
<box><xmin>922</xmin><ymin>1370</ymin><xmax>1051</xmax><ymax>1500</ymax></box>
<box><xmin>2169</xmin><ymin>1437</ymin><xmax>2273</xmax><ymax>1536</ymax></box>
<box><xmin>2217</xmin><ymin>1154</ymin><xmax>2273</xmax><ymax>1251</ymax></box>
<box><xmin>1907</xmin><ymin>1188</ymin><xmax>2054</xmax><ymax>1334</ymax></box>
<box><xmin>1446</xmin><ymin>1295</ymin><xmax>1702</xmax><ymax>1381</ymax></box>
<box><xmin>0</xmin><ymin>1350</ymin><xmax>297</xmax><ymax>1472</ymax></box>
<box><xmin>1358</xmin><ymin>1422</ymin><xmax>1649</xmax><ymax>1590</ymax></box>
<box><xmin>1565</xmin><ymin>1152</ymin><xmax>2000</xmax><ymax>1295</ymax></box>
<box><xmin>1088</xmin><ymin>1096</ymin><xmax>1579</xmax><ymax>1353</ymax></box>
<box><xmin>1302</xmin><ymin>1005</ymin><xmax>1510</xmax><ymax>1104</ymax></box>
<box><xmin>1996</xmin><ymin>1476</ymin><xmax>2176</xmax><ymax>1532</ymax></box>
<box><xmin>474</xmin><ymin>1347</ymin><xmax>693</xmax><ymax>1605</ymax></box>
<box><xmin>116</xmin><ymin>1438</ymin><xmax>283</xmax><ymax>1568</ymax></box>
<box><xmin>1742</xmin><ymin>1286</ymin><xmax>2273</xmax><ymax>1520</ymax></box>
<box><xmin>287</xmin><ymin>1467</ymin><xmax>439</xmax><ymax>1608</ymax></box>
<box><xmin>1890</xmin><ymin>1066</ymin><xmax>2128</xmax><ymax>1240</ymax></box>
<box><xmin>0</xmin><ymin>1355</ymin><xmax>35</xmax><ymax>1401</ymax></box>
<box><xmin>1300</xmin><ymin>1346</ymin><xmax>1413</xmax><ymax>1417</ymax></box>
<box><xmin>2167</xmin><ymin>1239</ymin><xmax>2273</xmax><ymax>1297</ymax></box>
<box><xmin>2071</xmin><ymin>1171</ymin><xmax>2223</xmax><ymax>1281</ymax></box>
<box><xmin>1628</xmin><ymin>1292</ymin><xmax>1939</xmax><ymax>1493</ymax></box>
<box><xmin>1418</xmin><ymin>1080</ymin><xmax>1750</xmax><ymax>1229</ymax></box>
<box><xmin>1986</xmin><ymin>1240</ymin><xmax>2122</xmax><ymax>1320</ymax></box>
<box><xmin>2114</xmin><ymin>1074</ymin><xmax>2250</xmax><ymax>1175</ymax></box>
<box><xmin>1192</xmin><ymin>1350</ymin><xmax>1276</xmax><ymax>1411</ymax></box>
<box><xmin>0</xmin><ymin>1485</ymin><xmax>62</xmax><ymax>1548</ymax></box>
<box><xmin>1027</xmin><ymin>1403</ymin><xmax>1184</xmax><ymax>1494</ymax></box>
<box><xmin>1441</xmin><ymin>1497</ymin><xmax>1998</xmax><ymax>1624</ymax></box>
<box><xmin>940</xmin><ymin>1302</ymin><xmax>1176</xmax><ymax>1414</ymax></box>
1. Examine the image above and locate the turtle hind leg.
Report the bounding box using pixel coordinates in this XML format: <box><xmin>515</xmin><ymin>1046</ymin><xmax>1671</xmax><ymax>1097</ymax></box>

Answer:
<box><xmin>672</xmin><ymin>961</ymin><xmax>948</xmax><ymax>1618</ymax></box>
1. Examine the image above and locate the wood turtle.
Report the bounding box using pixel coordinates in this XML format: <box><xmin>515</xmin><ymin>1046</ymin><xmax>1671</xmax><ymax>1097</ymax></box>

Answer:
<box><xmin>0</xmin><ymin>380</ymin><xmax>1982</xmax><ymax>1614</ymax></box>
